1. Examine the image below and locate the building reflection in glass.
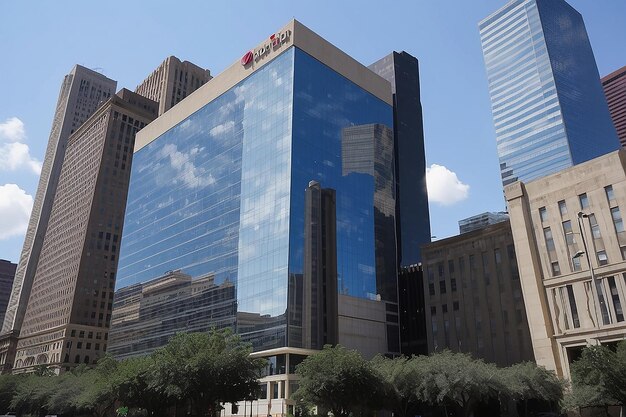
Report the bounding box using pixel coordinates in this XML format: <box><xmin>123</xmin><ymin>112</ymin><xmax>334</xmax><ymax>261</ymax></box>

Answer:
<box><xmin>109</xmin><ymin>269</ymin><xmax>236</xmax><ymax>359</ymax></box>
<box><xmin>111</xmin><ymin>47</ymin><xmax>398</xmax><ymax>357</ymax></box>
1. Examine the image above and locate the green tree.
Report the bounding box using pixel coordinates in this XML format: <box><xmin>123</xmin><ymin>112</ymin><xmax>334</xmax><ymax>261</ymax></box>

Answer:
<box><xmin>371</xmin><ymin>355</ymin><xmax>427</xmax><ymax>417</ymax></box>
<box><xmin>420</xmin><ymin>350</ymin><xmax>505</xmax><ymax>417</ymax></box>
<box><xmin>293</xmin><ymin>344</ymin><xmax>384</xmax><ymax>417</ymax></box>
<box><xmin>502</xmin><ymin>361</ymin><xmax>563</xmax><ymax>417</ymax></box>
<box><xmin>115</xmin><ymin>355</ymin><xmax>168</xmax><ymax>417</ymax></box>
<box><xmin>10</xmin><ymin>374</ymin><xmax>55</xmax><ymax>417</ymax></box>
<box><xmin>46</xmin><ymin>368</ymin><xmax>87</xmax><ymax>416</ymax></box>
<box><xmin>567</xmin><ymin>341</ymin><xmax>626</xmax><ymax>415</ymax></box>
<box><xmin>149</xmin><ymin>329</ymin><xmax>265</xmax><ymax>416</ymax></box>
<box><xmin>0</xmin><ymin>374</ymin><xmax>19</xmax><ymax>413</ymax></box>
<box><xmin>76</xmin><ymin>356</ymin><xmax>121</xmax><ymax>417</ymax></box>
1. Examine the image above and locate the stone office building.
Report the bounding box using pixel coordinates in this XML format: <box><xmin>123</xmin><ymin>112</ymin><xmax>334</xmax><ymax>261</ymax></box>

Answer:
<box><xmin>422</xmin><ymin>220</ymin><xmax>534</xmax><ymax>366</ymax></box>
<box><xmin>506</xmin><ymin>150</ymin><xmax>626</xmax><ymax>378</ymax></box>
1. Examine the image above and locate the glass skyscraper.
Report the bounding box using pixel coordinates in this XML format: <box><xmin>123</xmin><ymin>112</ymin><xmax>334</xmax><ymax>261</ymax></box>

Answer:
<box><xmin>109</xmin><ymin>21</ymin><xmax>399</xmax><ymax>363</ymax></box>
<box><xmin>479</xmin><ymin>0</ymin><xmax>619</xmax><ymax>187</ymax></box>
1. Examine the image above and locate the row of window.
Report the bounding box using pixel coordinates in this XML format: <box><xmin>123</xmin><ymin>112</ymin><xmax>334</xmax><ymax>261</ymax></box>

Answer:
<box><xmin>427</xmin><ymin>244</ymin><xmax>518</xmax><ymax>297</ymax></box>
<box><xmin>541</xmin><ymin>185</ymin><xmax>624</xmax><ymax>277</ymax></box>
<box><xmin>556</xmin><ymin>274</ymin><xmax>626</xmax><ymax>331</ymax></box>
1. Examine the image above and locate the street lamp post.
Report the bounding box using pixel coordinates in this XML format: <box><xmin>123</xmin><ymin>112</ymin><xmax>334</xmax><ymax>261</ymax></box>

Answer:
<box><xmin>573</xmin><ymin>211</ymin><xmax>602</xmax><ymax>327</ymax></box>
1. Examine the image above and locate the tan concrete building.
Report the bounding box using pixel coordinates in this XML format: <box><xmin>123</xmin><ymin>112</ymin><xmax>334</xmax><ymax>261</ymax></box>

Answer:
<box><xmin>135</xmin><ymin>56</ymin><xmax>211</xmax><ymax>116</ymax></box>
<box><xmin>0</xmin><ymin>65</ymin><xmax>116</xmax><ymax>374</ymax></box>
<box><xmin>422</xmin><ymin>220</ymin><xmax>534</xmax><ymax>366</ymax></box>
<box><xmin>506</xmin><ymin>150</ymin><xmax>626</xmax><ymax>378</ymax></box>
<box><xmin>9</xmin><ymin>90</ymin><xmax>157</xmax><ymax>374</ymax></box>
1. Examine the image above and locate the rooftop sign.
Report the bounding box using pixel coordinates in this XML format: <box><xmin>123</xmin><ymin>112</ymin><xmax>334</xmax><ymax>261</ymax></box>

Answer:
<box><xmin>241</xmin><ymin>29</ymin><xmax>292</xmax><ymax>67</ymax></box>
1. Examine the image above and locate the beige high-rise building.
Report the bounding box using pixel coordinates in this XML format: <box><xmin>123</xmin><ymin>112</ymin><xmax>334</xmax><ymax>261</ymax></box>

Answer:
<box><xmin>135</xmin><ymin>56</ymin><xmax>211</xmax><ymax>116</ymax></box>
<box><xmin>0</xmin><ymin>66</ymin><xmax>116</xmax><ymax>374</ymax></box>
<box><xmin>10</xmin><ymin>90</ymin><xmax>157</xmax><ymax>374</ymax></box>
<box><xmin>422</xmin><ymin>219</ymin><xmax>534</xmax><ymax>366</ymax></box>
<box><xmin>506</xmin><ymin>150</ymin><xmax>626</xmax><ymax>378</ymax></box>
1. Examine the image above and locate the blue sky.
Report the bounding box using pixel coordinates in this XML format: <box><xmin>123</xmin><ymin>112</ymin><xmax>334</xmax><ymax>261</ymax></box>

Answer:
<box><xmin>1</xmin><ymin>0</ymin><xmax>625</xmax><ymax>263</ymax></box>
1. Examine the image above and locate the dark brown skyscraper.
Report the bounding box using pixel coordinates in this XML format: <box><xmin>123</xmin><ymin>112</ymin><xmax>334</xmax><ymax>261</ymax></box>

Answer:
<box><xmin>11</xmin><ymin>90</ymin><xmax>157</xmax><ymax>373</ymax></box>
<box><xmin>303</xmin><ymin>180</ymin><xmax>338</xmax><ymax>349</ymax></box>
<box><xmin>602</xmin><ymin>65</ymin><xmax>626</xmax><ymax>147</ymax></box>
<box><xmin>0</xmin><ymin>260</ymin><xmax>17</xmax><ymax>329</ymax></box>
<box><xmin>1</xmin><ymin>66</ymin><xmax>116</xmax><ymax>374</ymax></box>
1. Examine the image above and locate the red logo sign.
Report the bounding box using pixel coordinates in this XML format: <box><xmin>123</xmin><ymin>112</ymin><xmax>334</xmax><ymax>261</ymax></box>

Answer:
<box><xmin>241</xmin><ymin>51</ymin><xmax>253</xmax><ymax>66</ymax></box>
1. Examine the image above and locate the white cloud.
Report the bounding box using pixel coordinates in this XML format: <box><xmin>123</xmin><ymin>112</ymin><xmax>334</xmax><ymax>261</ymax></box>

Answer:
<box><xmin>209</xmin><ymin>121</ymin><xmax>234</xmax><ymax>137</ymax></box>
<box><xmin>0</xmin><ymin>117</ymin><xmax>41</xmax><ymax>175</ymax></box>
<box><xmin>0</xmin><ymin>142</ymin><xmax>42</xmax><ymax>174</ymax></box>
<box><xmin>0</xmin><ymin>117</ymin><xmax>26</xmax><ymax>142</ymax></box>
<box><xmin>158</xmin><ymin>143</ymin><xmax>215</xmax><ymax>189</ymax></box>
<box><xmin>426</xmin><ymin>164</ymin><xmax>470</xmax><ymax>206</ymax></box>
<box><xmin>0</xmin><ymin>184</ymin><xmax>33</xmax><ymax>240</ymax></box>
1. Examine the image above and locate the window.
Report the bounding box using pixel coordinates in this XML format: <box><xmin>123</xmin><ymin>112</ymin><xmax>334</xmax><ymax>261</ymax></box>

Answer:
<box><xmin>544</xmin><ymin>227</ymin><xmax>555</xmax><ymax>251</ymax></box>
<box><xmin>551</xmin><ymin>261</ymin><xmax>561</xmax><ymax>276</ymax></box>
<box><xmin>428</xmin><ymin>267</ymin><xmax>434</xmax><ymax>284</ymax></box>
<box><xmin>442</xmin><ymin>304</ymin><xmax>448</xmax><ymax>314</ymax></box>
<box><xmin>439</xmin><ymin>280</ymin><xmax>447</xmax><ymax>294</ymax></box>
<box><xmin>607</xmin><ymin>276</ymin><xmax>624</xmax><ymax>322</ymax></box>
<box><xmin>589</xmin><ymin>214</ymin><xmax>601</xmax><ymax>239</ymax></box>
<box><xmin>539</xmin><ymin>207</ymin><xmax>548</xmax><ymax>222</ymax></box>
<box><xmin>453</xmin><ymin>301</ymin><xmax>459</xmax><ymax>311</ymax></box>
<box><xmin>558</xmin><ymin>200</ymin><xmax>567</xmax><ymax>216</ymax></box>
<box><xmin>605</xmin><ymin>185</ymin><xmax>615</xmax><ymax>203</ymax></box>
<box><xmin>431</xmin><ymin>306</ymin><xmax>437</xmax><ymax>315</ymax></box>
<box><xmin>572</xmin><ymin>256</ymin><xmax>582</xmax><ymax>272</ymax></box>
<box><xmin>595</xmin><ymin>280</ymin><xmax>612</xmax><ymax>325</ymax></box>
<box><xmin>597</xmin><ymin>250</ymin><xmax>608</xmax><ymax>266</ymax></box>
<box><xmin>482</xmin><ymin>252</ymin><xmax>490</xmax><ymax>285</ymax></box>
<box><xmin>579</xmin><ymin>193</ymin><xmax>589</xmax><ymax>209</ymax></box>
<box><xmin>563</xmin><ymin>221</ymin><xmax>575</xmax><ymax>244</ymax></box>
<box><xmin>451</xmin><ymin>278</ymin><xmax>457</xmax><ymax>292</ymax></box>
<box><xmin>558</xmin><ymin>285</ymin><xmax>580</xmax><ymax>330</ymax></box>
<box><xmin>459</xmin><ymin>257</ymin><xmax>466</xmax><ymax>288</ymax></box>
<box><xmin>611</xmin><ymin>207</ymin><xmax>624</xmax><ymax>233</ymax></box>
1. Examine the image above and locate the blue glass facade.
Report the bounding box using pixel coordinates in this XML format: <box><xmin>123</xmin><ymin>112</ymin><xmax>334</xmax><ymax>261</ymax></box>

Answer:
<box><xmin>480</xmin><ymin>0</ymin><xmax>619</xmax><ymax>187</ymax></box>
<box><xmin>110</xmin><ymin>46</ymin><xmax>395</xmax><ymax>356</ymax></box>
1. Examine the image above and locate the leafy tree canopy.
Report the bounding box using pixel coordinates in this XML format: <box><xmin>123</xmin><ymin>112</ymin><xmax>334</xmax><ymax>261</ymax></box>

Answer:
<box><xmin>294</xmin><ymin>345</ymin><xmax>384</xmax><ymax>417</ymax></box>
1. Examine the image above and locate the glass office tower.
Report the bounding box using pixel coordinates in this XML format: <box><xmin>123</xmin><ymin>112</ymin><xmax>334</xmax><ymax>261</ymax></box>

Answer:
<box><xmin>479</xmin><ymin>0</ymin><xmax>619</xmax><ymax>187</ymax></box>
<box><xmin>110</xmin><ymin>21</ymin><xmax>398</xmax><ymax>360</ymax></box>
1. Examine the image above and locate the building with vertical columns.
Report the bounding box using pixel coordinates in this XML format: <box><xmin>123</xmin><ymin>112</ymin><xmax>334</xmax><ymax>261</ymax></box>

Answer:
<box><xmin>9</xmin><ymin>90</ymin><xmax>157</xmax><ymax>374</ymax></box>
<box><xmin>602</xmin><ymin>65</ymin><xmax>626</xmax><ymax>147</ymax></box>
<box><xmin>421</xmin><ymin>220</ymin><xmax>534</xmax><ymax>366</ymax></box>
<box><xmin>479</xmin><ymin>0</ymin><xmax>619</xmax><ymax>188</ymax></box>
<box><xmin>506</xmin><ymin>150</ymin><xmax>626</xmax><ymax>378</ymax></box>
<box><xmin>110</xmin><ymin>19</ymin><xmax>400</xmax><ymax>416</ymax></box>
<box><xmin>0</xmin><ymin>65</ymin><xmax>116</xmax><ymax>374</ymax></box>
<box><xmin>135</xmin><ymin>56</ymin><xmax>211</xmax><ymax>116</ymax></box>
